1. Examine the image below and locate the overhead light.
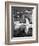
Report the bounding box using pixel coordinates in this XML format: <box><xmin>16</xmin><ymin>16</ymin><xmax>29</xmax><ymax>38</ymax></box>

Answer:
<box><xmin>25</xmin><ymin>10</ymin><xmax>32</xmax><ymax>13</ymax></box>
<box><xmin>17</xmin><ymin>12</ymin><xmax>20</xmax><ymax>14</ymax></box>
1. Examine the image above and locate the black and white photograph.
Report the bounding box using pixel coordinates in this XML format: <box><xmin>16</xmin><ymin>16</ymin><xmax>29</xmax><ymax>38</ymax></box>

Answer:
<box><xmin>11</xmin><ymin>7</ymin><xmax>34</xmax><ymax>37</ymax></box>
<box><xmin>5</xmin><ymin>2</ymin><xmax>38</xmax><ymax>44</ymax></box>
